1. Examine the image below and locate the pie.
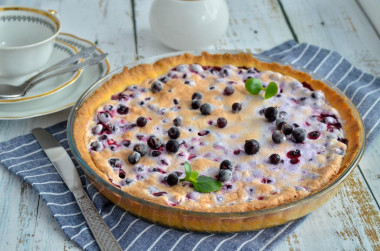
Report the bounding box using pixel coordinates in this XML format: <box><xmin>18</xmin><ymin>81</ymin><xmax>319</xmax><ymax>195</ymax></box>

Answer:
<box><xmin>73</xmin><ymin>52</ymin><xmax>363</xmax><ymax>214</ymax></box>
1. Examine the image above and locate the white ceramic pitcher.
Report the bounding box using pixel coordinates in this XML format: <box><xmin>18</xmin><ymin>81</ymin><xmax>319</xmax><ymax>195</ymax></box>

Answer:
<box><xmin>149</xmin><ymin>0</ymin><xmax>229</xmax><ymax>50</ymax></box>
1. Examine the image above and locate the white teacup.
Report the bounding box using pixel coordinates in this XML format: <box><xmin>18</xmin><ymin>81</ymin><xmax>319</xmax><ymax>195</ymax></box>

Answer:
<box><xmin>0</xmin><ymin>6</ymin><xmax>61</xmax><ymax>77</ymax></box>
<box><xmin>149</xmin><ymin>0</ymin><xmax>229</xmax><ymax>51</ymax></box>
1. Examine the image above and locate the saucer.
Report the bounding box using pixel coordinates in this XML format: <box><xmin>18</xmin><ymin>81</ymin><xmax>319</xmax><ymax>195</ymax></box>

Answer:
<box><xmin>0</xmin><ymin>33</ymin><xmax>110</xmax><ymax>119</ymax></box>
<box><xmin>0</xmin><ymin>39</ymin><xmax>81</xmax><ymax>103</ymax></box>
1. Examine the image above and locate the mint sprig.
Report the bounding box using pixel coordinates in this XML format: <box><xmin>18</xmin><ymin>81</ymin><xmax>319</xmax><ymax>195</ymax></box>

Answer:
<box><xmin>245</xmin><ymin>78</ymin><xmax>278</xmax><ymax>99</ymax></box>
<box><xmin>180</xmin><ymin>162</ymin><xmax>222</xmax><ymax>193</ymax></box>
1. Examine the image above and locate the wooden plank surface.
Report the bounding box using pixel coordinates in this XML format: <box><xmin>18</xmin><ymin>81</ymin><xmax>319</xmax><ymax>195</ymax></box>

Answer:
<box><xmin>0</xmin><ymin>0</ymin><xmax>136</xmax><ymax>250</ymax></box>
<box><xmin>278</xmin><ymin>0</ymin><xmax>380</xmax><ymax>249</ymax></box>
<box><xmin>281</xmin><ymin>0</ymin><xmax>380</xmax><ymax>208</ymax></box>
<box><xmin>0</xmin><ymin>0</ymin><xmax>379</xmax><ymax>250</ymax></box>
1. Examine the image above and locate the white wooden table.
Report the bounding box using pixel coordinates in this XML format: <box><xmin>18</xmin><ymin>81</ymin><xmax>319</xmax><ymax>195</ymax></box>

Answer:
<box><xmin>1</xmin><ymin>0</ymin><xmax>379</xmax><ymax>250</ymax></box>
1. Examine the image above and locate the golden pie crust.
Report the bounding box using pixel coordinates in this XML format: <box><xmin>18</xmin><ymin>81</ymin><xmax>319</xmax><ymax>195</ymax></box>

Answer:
<box><xmin>73</xmin><ymin>52</ymin><xmax>363</xmax><ymax>213</ymax></box>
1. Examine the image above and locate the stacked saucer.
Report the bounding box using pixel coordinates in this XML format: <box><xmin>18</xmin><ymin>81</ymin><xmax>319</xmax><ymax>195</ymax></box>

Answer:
<box><xmin>0</xmin><ymin>33</ymin><xmax>110</xmax><ymax>119</ymax></box>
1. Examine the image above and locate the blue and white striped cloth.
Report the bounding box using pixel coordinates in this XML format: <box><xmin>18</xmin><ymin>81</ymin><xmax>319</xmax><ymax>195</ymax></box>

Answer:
<box><xmin>1</xmin><ymin>40</ymin><xmax>379</xmax><ymax>250</ymax></box>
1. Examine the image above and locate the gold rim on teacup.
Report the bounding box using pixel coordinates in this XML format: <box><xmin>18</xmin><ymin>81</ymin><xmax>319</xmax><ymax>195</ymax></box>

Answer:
<box><xmin>0</xmin><ymin>6</ymin><xmax>61</xmax><ymax>77</ymax></box>
<box><xmin>0</xmin><ymin>6</ymin><xmax>60</xmax><ymax>49</ymax></box>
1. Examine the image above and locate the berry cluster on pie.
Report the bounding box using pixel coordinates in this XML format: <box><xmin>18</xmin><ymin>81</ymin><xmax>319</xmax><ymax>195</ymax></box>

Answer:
<box><xmin>73</xmin><ymin>52</ymin><xmax>362</xmax><ymax>213</ymax></box>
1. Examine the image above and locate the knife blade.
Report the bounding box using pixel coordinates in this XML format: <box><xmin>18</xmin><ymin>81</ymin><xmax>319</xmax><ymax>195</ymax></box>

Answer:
<box><xmin>32</xmin><ymin>128</ymin><xmax>122</xmax><ymax>251</ymax></box>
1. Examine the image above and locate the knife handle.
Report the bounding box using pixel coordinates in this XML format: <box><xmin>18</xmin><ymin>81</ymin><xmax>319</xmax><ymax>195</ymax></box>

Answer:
<box><xmin>74</xmin><ymin>189</ymin><xmax>122</xmax><ymax>251</ymax></box>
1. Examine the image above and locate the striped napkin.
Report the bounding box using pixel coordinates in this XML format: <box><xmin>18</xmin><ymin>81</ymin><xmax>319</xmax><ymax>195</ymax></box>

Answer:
<box><xmin>1</xmin><ymin>40</ymin><xmax>379</xmax><ymax>250</ymax></box>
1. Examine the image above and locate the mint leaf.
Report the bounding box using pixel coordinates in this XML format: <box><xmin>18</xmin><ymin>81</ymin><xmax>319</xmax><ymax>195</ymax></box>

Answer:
<box><xmin>265</xmin><ymin>81</ymin><xmax>278</xmax><ymax>99</ymax></box>
<box><xmin>245</xmin><ymin>78</ymin><xmax>278</xmax><ymax>100</ymax></box>
<box><xmin>189</xmin><ymin>171</ymin><xmax>199</xmax><ymax>183</ymax></box>
<box><xmin>193</xmin><ymin>176</ymin><xmax>222</xmax><ymax>193</ymax></box>
<box><xmin>180</xmin><ymin>162</ymin><xmax>222</xmax><ymax>193</ymax></box>
<box><xmin>245</xmin><ymin>78</ymin><xmax>262</xmax><ymax>95</ymax></box>
<box><xmin>184</xmin><ymin>161</ymin><xmax>191</xmax><ymax>180</ymax></box>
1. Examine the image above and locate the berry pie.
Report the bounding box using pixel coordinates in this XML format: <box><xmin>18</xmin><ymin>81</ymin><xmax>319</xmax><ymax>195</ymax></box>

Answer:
<box><xmin>73</xmin><ymin>52</ymin><xmax>363</xmax><ymax>214</ymax></box>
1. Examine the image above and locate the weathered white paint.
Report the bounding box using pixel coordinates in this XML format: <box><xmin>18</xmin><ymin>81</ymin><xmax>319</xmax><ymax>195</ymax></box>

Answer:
<box><xmin>357</xmin><ymin>0</ymin><xmax>380</xmax><ymax>34</ymax></box>
<box><xmin>0</xmin><ymin>0</ymin><xmax>135</xmax><ymax>250</ymax></box>
<box><xmin>281</xmin><ymin>0</ymin><xmax>380</xmax><ymax>210</ymax></box>
<box><xmin>0</xmin><ymin>0</ymin><xmax>379</xmax><ymax>250</ymax></box>
<box><xmin>277</xmin><ymin>0</ymin><xmax>380</xmax><ymax>249</ymax></box>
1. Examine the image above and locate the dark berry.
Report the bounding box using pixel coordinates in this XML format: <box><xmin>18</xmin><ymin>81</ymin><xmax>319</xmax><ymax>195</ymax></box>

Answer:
<box><xmin>301</xmin><ymin>81</ymin><xmax>314</xmax><ymax>91</ymax></box>
<box><xmin>168</xmin><ymin>127</ymin><xmax>181</xmax><ymax>139</ymax></box>
<box><xmin>264</xmin><ymin>107</ymin><xmax>278</xmax><ymax>122</ymax></box>
<box><xmin>218</xmin><ymin>169</ymin><xmax>232</xmax><ymax>182</ymax></box>
<box><xmin>109</xmin><ymin>158</ymin><xmax>122</xmax><ymax>168</ymax></box>
<box><xmin>300</xmin><ymin>97</ymin><xmax>308</xmax><ymax>102</ymax></box>
<box><xmin>191</xmin><ymin>99</ymin><xmax>201</xmax><ymax>109</ymax></box>
<box><xmin>173</xmin><ymin>117</ymin><xmax>182</xmax><ymax>126</ymax></box>
<box><xmin>221</xmin><ymin>68</ymin><xmax>231</xmax><ymax>77</ymax></box>
<box><xmin>261</xmin><ymin>178</ymin><xmax>272</xmax><ymax>184</ymax></box>
<box><xmin>217</xmin><ymin>117</ymin><xmax>227</xmax><ymax>128</ymax></box>
<box><xmin>124</xmin><ymin>178</ymin><xmax>133</xmax><ymax>185</ymax></box>
<box><xmin>98</xmin><ymin>134</ymin><xmax>108</xmax><ymax>140</ymax></box>
<box><xmin>90</xmin><ymin>141</ymin><xmax>102</xmax><ymax>151</ymax></box>
<box><xmin>136</xmin><ymin>116</ymin><xmax>147</xmax><ymax>127</ymax></box>
<box><xmin>166</xmin><ymin>173</ymin><xmax>179</xmax><ymax>186</ymax></box>
<box><xmin>223</xmin><ymin>86</ymin><xmax>235</xmax><ymax>96</ymax></box>
<box><xmin>117</xmin><ymin>105</ymin><xmax>129</xmax><ymax>115</ymax></box>
<box><xmin>292</xmin><ymin>128</ymin><xmax>306</xmax><ymax>143</ymax></box>
<box><xmin>104</xmin><ymin>105</ymin><xmax>113</xmax><ymax>111</ymax></box>
<box><xmin>111</xmin><ymin>92</ymin><xmax>128</xmax><ymax>101</ymax></box>
<box><xmin>272</xmin><ymin>130</ymin><xmax>286</xmax><ymax>144</ymax></box>
<box><xmin>287</xmin><ymin>149</ymin><xmax>301</xmax><ymax>158</ymax></box>
<box><xmin>219</xmin><ymin>160</ymin><xmax>233</xmax><ymax>171</ymax></box>
<box><xmin>109</xmin><ymin>125</ymin><xmax>119</xmax><ymax>134</ymax></box>
<box><xmin>151</xmin><ymin>81</ymin><xmax>163</xmax><ymax>93</ymax></box>
<box><xmin>290</xmin><ymin>158</ymin><xmax>300</xmax><ymax>164</ymax></box>
<box><xmin>136</xmin><ymin>165</ymin><xmax>144</xmax><ymax>173</ymax></box>
<box><xmin>159</xmin><ymin>75</ymin><xmax>170</xmax><ymax>83</ymax></box>
<box><xmin>153</xmin><ymin>191</ymin><xmax>166</xmax><ymax>197</ymax></box>
<box><xmin>269</xmin><ymin>154</ymin><xmax>281</xmax><ymax>165</ymax></box>
<box><xmin>128</xmin><ymin>151</ymin><xmax>141</xmax><ymax>164</ymax></box>
<box><xmin>338</xmin><ymin>137</ymin><xmax>348</xmax><ymax>145</ymax></box>
<box><xmin>192</xmin><ymin>92</ymin><xmax>203</xmax><ymax>100</ymax></box>
<box><xmin>232</xmin><ymin>102</ymin><xmax>242</xmax><ymax>113</ymax></box>
<box><xmin>184</xmin><ymin>80</ymin><xmax>194</xmax><ymax>85</ymax></box>
<box><xmin>198</xmin><ymin>130</ymin><xmax>209</xmax><ymax>136</ymax></box>
<box><xmin>311</xmin><ymin>91</ymin><xmax>324</xmax><ymax>99</ymax></box>
<box><xmin>308</xmin><ymin>131</ymin><xmax>321</xmax><ymax>140</ymax></box>
<box><xmin>209</xmin><ymin>67</ymin><xmax>220</xmax><ymax>74</ymax></box>
<box><xmin>275</xmin><ymin>118</ymin><xmax>286</xmax><ymax>129</ymax></box>
<box><xmin>121</xmin><ymin>140</ymin><xmax>131</xmax><ymax>147</ymax></box>
<box><xmin>166</xmin><ymin>139</ymin><xmax>179</xmax><ymax>153</ymax></box>
<box><xmin>98</xmin><ymin>112</ymin><xmax>111</xmax><ymax>123</ymax></box>
<box><xmin>200</xmin><ymin>103</ymin><xmax>211</xmax><ymax>115</ymax></box>
<box><xmin>133</xmin><ymin>143</ymin><xmax>148</xmax><ymax>156</ymax></box>
<box><xmin>151</xmin><ymin>150</ymin><xmax>161</xmax><ymax>157</ymax></box>
<box><xmin>147</xmin><ymin>135</ymin><xmax>162</xmax><ymax>149</ymax></box>
<box><xmin>244</xmin><ymin>139</ymin><xmax>260</xmax><ymax>155</ymax></box>
<box><xmin>118</xmin><ymin>171</ymin><xmax>126</xmax><ymax>179</ymax></box>
<box><xmin>281</xmin><ymin>123</ymin><xmax>294</xmax><ymax>135</ymax></box>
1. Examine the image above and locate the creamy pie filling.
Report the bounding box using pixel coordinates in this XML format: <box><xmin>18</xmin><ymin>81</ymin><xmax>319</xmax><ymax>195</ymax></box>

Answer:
<box><xmin>85</xmin><ymin>64</ymin><xmax>347</xmax><ymax>210</ymax></box>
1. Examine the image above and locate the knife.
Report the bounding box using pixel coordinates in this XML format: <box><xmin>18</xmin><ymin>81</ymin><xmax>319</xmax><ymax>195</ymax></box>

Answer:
<box><xmin>32</xmin><ymin>128</ymin><xmax>122</xmax><ymax>251</ymax></box>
